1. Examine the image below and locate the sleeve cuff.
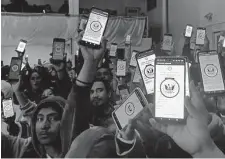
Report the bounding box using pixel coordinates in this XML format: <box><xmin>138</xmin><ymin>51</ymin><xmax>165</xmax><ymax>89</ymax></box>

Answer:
<box><xmin>115</xmin><ymin>130</ymin><xmax>137</xmax><ymax>156</ymax></box>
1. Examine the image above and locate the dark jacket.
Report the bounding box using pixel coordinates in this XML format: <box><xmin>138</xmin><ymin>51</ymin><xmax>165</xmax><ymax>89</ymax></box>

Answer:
<box><xmin>1</xmin><ymin>85</ymin><xmax>87</xmax><ymax>158</ymax></box>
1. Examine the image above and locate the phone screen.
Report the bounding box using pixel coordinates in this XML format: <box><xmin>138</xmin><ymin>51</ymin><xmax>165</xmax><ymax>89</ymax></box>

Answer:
<box><xmin>9</xmin><ymin>57</ymin><xmax>22</xmax><ymax>80</ymax></box>
<box><xmin>185</xmin><ymin>25</ymin><xmax>193</xmax><ymax>37</ymax></box>
<box><xmin>196</xmin><ymin>28</ymin><xmax>206</xmax><ymax>45</ymax></box>
<box><xmin>117</xmin><ymin>60</ymin><xmax>126</xmax><ymax>76</ymax></box>
<box><xmin>186</xmin><ymin>62</ymin><xmax>191</xmax><ymax>97</ymax></box>
<box><xmin>162</xmin><ymin>34</ymin><xmax>172</xmax><ymax>51</ymax></box>
<box><xmin>112</xmin><ymin>88</ymin><xmax>146</xmax><ymax>130</ymax></box>
<box><xmin>53</xmin><ymin>40</ymin><xmax>65</xmax><ymax>60</ymax></box>
<box><xmin>137</xmin><ymin>51</ymin><xmax>156</xmax><ymax>94</ymax></box>
<box><xmin>82</xmin><ymin>9</ymin><xmax>108</xmax><ymax>45</ymax></box>
<box><xmin>16</xmin><ymin>40</ymin><xmax>27</xmax><ymax>52</ymax></box>
<box><xmin>155</xmin><ymin>58</ymin><xmax>185</xmax><ymax>120</ymax></box>
<box><xmin>109</xmin><ymin>43</ymin><xmax>117</xmax><ymax>57</ymax></box>
<box><xmin>130</xmin><ymin>50</ymin><xmax>138</xmax><ymax>67</ymax></box>
<box><xmin>199</xmin><ymin>52</ymin><xmax>225</xmax><ymax>93</ymax></box>
<box><xmin>223</xmin><ymin>39</ymin><xmax>225</xmax><ymax>48</ymax></box>
<box><xmin>2</xmin><ymin>99</ymin><xmax>14</xmax><ymax>118</ymax></box>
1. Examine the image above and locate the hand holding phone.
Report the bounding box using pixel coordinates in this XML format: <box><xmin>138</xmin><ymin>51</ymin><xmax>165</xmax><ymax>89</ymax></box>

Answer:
<box><xmin>154</xmin><ymin>57</ymin><xmax>186</xmax><ymax>123</ymax></box>
<box><xmin>2</xmin><ymin>99</ymin><xmax>14</xmax><ymax>118</ymax></box>
<box><xmin>16</xmin><ymin>40</ymin><xmax>27</xmax><ymax>53</ymax></box>
<box><xmin>112</xmin><ymin>88</ymin><xmax>148</xmax><ymax>130</ymax></box>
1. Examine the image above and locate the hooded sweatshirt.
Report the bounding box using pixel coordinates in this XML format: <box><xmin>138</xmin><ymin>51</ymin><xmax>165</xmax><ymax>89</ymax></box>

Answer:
<box><xmin>2</xmin><ymin>84</ymin><xmax>88</xmax><ymax>158</ymax></box>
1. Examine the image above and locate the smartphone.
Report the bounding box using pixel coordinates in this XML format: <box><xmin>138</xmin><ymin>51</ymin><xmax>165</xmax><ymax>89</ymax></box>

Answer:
<box><xmin>38</xmin><ymin>59</ymin><xmax>42</xmax><ymax>65</ymax></box>
<box><xmin>16</xmin><ymin>40</ymin><xmax>27</xmax><ymax>53</ymax></box>
<box><xmin>130</xmin><ymin>50</ymin><xmax>138</xmax><ymax>67</ymax></box>
<box><xmin>133</xmin><ymin>66</ymin><xmax>142</xmax><ymax>83</ymax></box>
<box><xmin>125</xmin><ymin>35</ymin><xmax>131</xmax><ymax>45</ymax></box>
<box><xmin>185</xmin><ymin>25</ymin><xmax>193</xmax><ymax>38</ymax></box>
<box><xmin>2</xmin><ymin>99</ymin><xmax>14</xmax><ymax>118</ymax></box>
<box><xmin>196</xmin><ymin>28</ymin><xmax>206</xmax><ymax>45</ymax></box>
<box><xmin>52</xmin><ymin>38</ymin><xmax>65</xmax><ymax>60</ymax></box>
<box><xmin>9</xmin><ymin>57</ymin><xmax>22</xmax><ymax>80</ymax></box>
<box><xmin>198</xmin><ymin>51</ymin><xmax>225</xmax><ymax>95</ymax></box>
<box><xmin>118</xmin><ymin>84</ymin><xmax>130</xmax><ymax>100</ymax></box>
<box><xmin>136</xmin><ymin>50</ymin><xmax>156</xmax><ymax>94</ymax></box>
<box><xmin>116</xmin><ymin>60</ymin><xmax>126</xmax><ymax>77</ymax></box>
<box><xmin>109</xmin><ymin>43</ymin><xmax>117</xmax><ymax>57</ymax></box>
<box><xmin>185</xmin><ymin>58</ymin><xmax>191</xmax><ymax>97</ymax></box>
<box><xmin>154</xmin><ymin>57</ymin><xmax>186</xmax><ymax>122</ymax></box>
<box><xmin>162</xmin><ymin>34</ymin><xmax>173</xmax><ymax>51</ymax></box>
<box><xmin>81</xmin><ymin>8</ymin><xmax>108</xmax><ymax>48</ymax></box>
<box><xmin>112</xmin><ymin>88</ymin><xmax>148</xmax><ymax>130</ymax></box>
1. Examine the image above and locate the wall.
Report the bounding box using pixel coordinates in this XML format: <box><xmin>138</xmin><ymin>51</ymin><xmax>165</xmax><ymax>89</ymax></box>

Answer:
<box><xmin>146</xmin><ymin>0</ymin><xmax>163</xmax><ymax>26</ymax></box>
<box><xmin>168</xmin><ymin>0</ymin><xmax>225</xmax><ymax>53</ymax></box>
<box><xmin>2</xmin><ymin>0</ymin><xmax>65</xmax><ymax>12</ymax></box>
<box><xmin>79</xmin><ymin>0</ymin><xmax>146</xmax><ymax>15</ymax></box>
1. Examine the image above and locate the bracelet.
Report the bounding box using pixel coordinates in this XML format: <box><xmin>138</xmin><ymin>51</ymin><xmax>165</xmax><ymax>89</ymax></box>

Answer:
<box><xmin>76</xmin><ymin>79</ymin><xmax>92</xmax><ymax>86</ymax></box>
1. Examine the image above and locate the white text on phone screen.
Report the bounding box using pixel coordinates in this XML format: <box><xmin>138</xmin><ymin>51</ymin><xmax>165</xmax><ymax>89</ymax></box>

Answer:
<box><xmin>115</xmin><ymin>92</ymin><xmax>143</xmax><ymax>129</ymax></box>
<box><xmin>199</xmin><ymin>54</ymin><xmax>225</xmax><ymax>92</ymax></box>
<box><xmin>155</xmin><ymin>64</ymin><xmax>185</xmax><ymax>119</ymax></box>
<box><xmin>82</xmin><ymin>12</ymin><xmax>107</xmax><ymax>45</ymax></box>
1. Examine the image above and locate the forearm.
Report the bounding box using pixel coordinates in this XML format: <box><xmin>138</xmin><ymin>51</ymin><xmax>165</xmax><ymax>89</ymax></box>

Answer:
<box><xmin>14</xmin><ymin>90</ymin><xmax>29</xmax><ymax>107</ymax></box>
<box><xmin>193</xmin><ymin>142</ymin><xmax>225</xmax><ymax>158</ymax></box>
<box><xmin>76</xmin><ymin>60</ymin><xmax>97</xmax><ymax>86</ymax></box>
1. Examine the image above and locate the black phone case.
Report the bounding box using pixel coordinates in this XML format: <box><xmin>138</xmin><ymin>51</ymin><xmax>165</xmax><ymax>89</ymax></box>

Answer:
<box><xmin>9</xmin><ymin>57</ymin><xmax>22</xmax><ymax>80</ymax></box>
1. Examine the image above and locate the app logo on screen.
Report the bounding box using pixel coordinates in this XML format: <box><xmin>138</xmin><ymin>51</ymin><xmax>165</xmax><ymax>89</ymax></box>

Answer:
<box><xmin>125</xmin><ymin>102</ymin><xmax>135</xmax><ymax>116</ymax></box>
<box><xmin>160</xmin><ymin>78</ymin><xmax>180</xmax><ymax>98</ymax></box>
<box><xmin>144</xmin><ymin>65</ymin><xmax>154</xmax><ymax>78</ymax></box>
<box><xmin>90</xmin><ymin>21</ymin><xmax>102</xmax><ymax>32</ymax></box>
<box><xmin>198</xmin><ymin>31</ymin><xmax>205</xmax><ymax>40</ymax></box>
<box><xmin>12</xmin><ymin>65</ymin><xmax>19</xmax><ymax>72</ymax></box>
<box><xmin>204</xmin><ymin>64</ymin><xmax>218</xmax><ymax>77</ymax></box>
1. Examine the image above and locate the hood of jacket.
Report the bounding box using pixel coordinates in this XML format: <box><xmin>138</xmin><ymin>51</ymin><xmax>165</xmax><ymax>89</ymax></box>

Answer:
<box><xmin>30</xmin><ymin>96</ymin><xmax>67</xmax><ymax>158</ymax></box>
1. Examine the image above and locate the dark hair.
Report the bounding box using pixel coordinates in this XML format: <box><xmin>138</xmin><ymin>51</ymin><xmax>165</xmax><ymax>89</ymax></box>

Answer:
<box><xmin>92</xmin><ymin>78</ymin><xmax>111</xmax><ymax>93</ymax></box>
<box><xmin>35</xmin><ymin>102</ymin><xmax>63</xmax><ymax>121</ymax></box>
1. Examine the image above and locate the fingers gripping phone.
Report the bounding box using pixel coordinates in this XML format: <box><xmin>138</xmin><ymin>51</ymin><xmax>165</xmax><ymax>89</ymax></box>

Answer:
<box><xmin>198</xmin><ymin>51</ymin><xmax>225</xmax><ymax>95</ymax></box>
<box><xmin>154</xmin><ymin>57</ymin><xmax>186</xmax><ymax>122</ymax></box>
<box><xmin>196</xmin><ymin>28</ymin><xmax>206</xmax><ymax>45</ymax></box>
<box><xmin>52</xmin><ymin>38</ymin><xmax>65</xmax><ymax>60</ymax></box>
<box><xmin>136</xmin><ymin>50</ymin><xmax>156</xmax><ymax>94</ymax></box>
<box><xmin>112</xmin><ymin>88</ymin><xmax>148</xmax><ymax>130</ymax></box>
<box><xmin>185</xmin><ymin>25</ymin><xmax>193</xmax><ymax>38</ymax></box>
<box><xmin>9</xmin><ymin>57</ymin><xmax>22</xmax><ymax>80</ymax></box>
<box><xmin>2</xmin><ymin>98</ymin><xmax>15</xmax><ymax>118</ymax></box>
<box><xmin>16</xmin><ymin>40</ymin><xmax>27</xmax><ymax>53</ymax></box>
<box><xmin>81</xmin><ymin>8</ymin><xmax>109</xmax><ymax>48</ymax></box>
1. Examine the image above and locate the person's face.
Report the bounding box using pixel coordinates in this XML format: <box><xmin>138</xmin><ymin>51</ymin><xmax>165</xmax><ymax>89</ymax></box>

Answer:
<box><xmin>30</xmin><ymin>72</ymin><xmax>42</xmax><ymax>91</ymax></box>
<box><xmin>90</xmin><ymin>81</ymin><xmax>109</xmax><ymax>107</ymax></box>
<box><xmin>35</xmin><ymin>107</ymin><xmax>61</xmax><ymax>145</ymax></box>
<box><xmin>96</xmin><ymin>68</ymin><xmax>111</xmax><ymax>81</ymax></box>
<box><xmin>42</xmin><ymin>89</ymin><xmax>54</xmax><ymax>98</ymax></box>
